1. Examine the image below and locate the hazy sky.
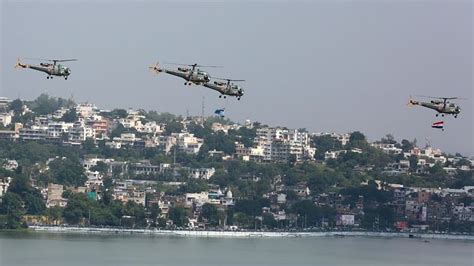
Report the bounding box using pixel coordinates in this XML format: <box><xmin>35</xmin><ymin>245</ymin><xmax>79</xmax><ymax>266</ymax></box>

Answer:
<box><xmin>1</xmin><ymin>1</ymin><xmax>472</xmax><ymax>155</ymax></box>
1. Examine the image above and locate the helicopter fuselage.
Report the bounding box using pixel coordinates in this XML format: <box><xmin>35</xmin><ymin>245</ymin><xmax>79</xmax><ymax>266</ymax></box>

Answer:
<box><xmin>162</xmin><ymin>68</ymin><xmax>210</xmax><ymax>85</ymax></box>
<box><xmin>411</xmin><ymin>99</ymin><xmax>461</xmax><ymax>117</ymax></box>
<box><xmin>22</xmin><ymin>63</ymin><xmax>71</xmax><ymax>78</ymax></box>
<box><xmin>204</xmin><ymin>82</ymin><xmax>244</xmax><ymax>98</ymax></box>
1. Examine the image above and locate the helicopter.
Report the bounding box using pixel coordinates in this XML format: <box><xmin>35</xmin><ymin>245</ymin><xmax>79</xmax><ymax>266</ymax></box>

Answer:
<box><xmin>203</xmin><ymin>78</ymin><xmax>245</xmax><ymax>100</ymax></box>
<box><xmin>149</xmin><ymin>62</ymin><xmax>218</xmax><ymax>86</ymax></box>
<box><xmin>14</xmin><ymin>58</ymin><xmax>77</xmax><ymax>80</ymax></box>
<box><xmin>408</xmin><ymin>95</ymin><xmax>463</xmax><ymax>118</ymax></box>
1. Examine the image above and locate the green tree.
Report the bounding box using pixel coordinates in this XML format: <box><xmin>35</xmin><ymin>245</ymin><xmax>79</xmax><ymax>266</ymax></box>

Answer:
<box><xmin>46</xmin><ymin>206</ymin><xmax>63</xmax><ymax>225</ymax></box>
<box><xmin>109</xmin><ymin>109</ymin><xmax>128</xmax><ymax>119</ymax></box>
<box><xmin>409</xmin><ymin>155</ymin><xmax>418</xmax><ymax>172</ymax></box>
<box><xmin>62</xmin><ymin>193</ymin><xmax>90</xmax><ymax>224</ymax></box>
<box><xmin>168</xmin><ymin>206</ymin><xmax>188</xmax><ymax>227</ymax></box>
<box><xmin>312</xmin><ymin>135</ymin><xmax>342</xmax><ymax>160</ymax></box>
<box><xmin>262</xmin><ymin>213</ymin><xmax>278</xmax><ymax>229</ymax></box>
<box><xmin>61</xmin><ymin>108</ymin><xmax>77</xmax><ymax>122</ymax></box>
<box><xmin>401</xmin><ymin>139</ymin><xmax>415</xmax><ymax>152</ymax></box>
<box><xmin>0</xmin><ymin>192</ymin><xmax>25</xmax><ymax>229</ymax></box>
<box><xmin>165</xmin><ymin>120</ymin><xmax>184</xmax><ymax>135</ymax></box>
<box><xmin>9</xmin><ymin>99</ymin><xmax>24</xmax><ymax>114</ymax></box>
<box><xmin>90</xmin><ymin>161</ymin><xmax>108</xmax><ymax>174</ymax></box>
<box><xmin>200</xmin><ymin>203</ymin><xmax>219</xmax><ymax>226</ymax></box>
<box><xmin>48</xmin><ymin>157</ymin><xmax>87</xmax><ymax>186</ymax></box>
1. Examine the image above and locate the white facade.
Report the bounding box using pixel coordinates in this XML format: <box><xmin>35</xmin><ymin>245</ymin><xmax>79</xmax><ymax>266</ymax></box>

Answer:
<box><xmin>0</xmin><ymin>177</ymin><xmax>11</xmax><ymax>198</ymax></box>
<box><xmin>47</xmin><ymin>122</ymin><xmax>74</xmax><ymax>138</ymax></box>
<box><xmin>172</xmin><ymin>132</ymin><xmax>203</xmax><ymax>154</ymax></box>
<box><xmin>189</xmin><ymin>168</ymin><xmax>216</xmax><ymax>180</ymax></box>
<box><xmin>0</xmin><ymin>112</ymin><xmax>12</xmax><ymax>127</ymax></box>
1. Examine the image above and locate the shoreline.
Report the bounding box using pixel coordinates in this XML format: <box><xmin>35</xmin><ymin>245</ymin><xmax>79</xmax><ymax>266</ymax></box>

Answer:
<box><xmin>24</xmin><ymin>225</ymin><xmax>474</xmax><ymax>241</ymax></box>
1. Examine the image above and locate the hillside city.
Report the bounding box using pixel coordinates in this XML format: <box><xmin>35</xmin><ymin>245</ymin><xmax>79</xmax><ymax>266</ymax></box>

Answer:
<box><xmin>0</xmin><ymin>94</ymin><xmax>472</xmax><ymax>233</ymax></box>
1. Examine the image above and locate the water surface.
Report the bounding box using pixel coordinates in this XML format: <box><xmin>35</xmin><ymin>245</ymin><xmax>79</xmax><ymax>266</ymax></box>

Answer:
<box><xmin>0</xmin><ymin>232</ymin><xmax>472</xmax><ymax>266</ymax></box>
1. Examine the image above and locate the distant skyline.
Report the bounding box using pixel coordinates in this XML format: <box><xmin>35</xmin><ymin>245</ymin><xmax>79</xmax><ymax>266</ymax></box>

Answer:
<box><xmin>1</xmin><ymin>1</ymin><xmax>472</xmax><ymax>155</ymax></box>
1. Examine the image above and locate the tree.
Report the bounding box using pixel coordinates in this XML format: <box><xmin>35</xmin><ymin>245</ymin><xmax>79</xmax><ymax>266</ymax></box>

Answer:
<box><xmin>46</xmin><ymin>206</ymin><xmax>63</xmax><ymax>225</ymax></box>
<box><xmin>149</xmin><ymin>203</ymin><xmax>161</xmax><ymax>226</ymax></box>
<box><xmin>168</xmin><ymin>206</ymin><xmax>188</xmax><ymax>227</ymax></box>
<box><xmin>109</xmin><ymin>109</ymin><xmax>128</xmax><ymax>119</ymax></box>
<box><xmin>30</xmin><ymin>94</ymin><xmax>74</xmax><ymax>115</ymax></box>
<box><xmin>262</xmin><ymin>213</ymin><xmax>278</xmax><ymax>229</ymax></box>
<box><xmin>90</xmin><ymin>161</ymin><xmax>108</xmax><ymax>174</ymax></box>
<box><xmin>0</xmin><ymin>192</ymin><xmax>25</xmax><ymax>229</ymax></box>
<box><xmin>200</xmin><ymin>203</ymin><xmax>219</xmax><ymax>226</ymax></box>
<box><xmin>179</xmin><ymin>179</ymin><xmax>208</xmax><ymax>193</ymax></box>
<box><xmin>381</xmin><ymin>134</ymin><xmax>397</xmax><ymax>144</ymax></box>
<box><xmin>124</xmin><ymin>201</ymin><xmax>146</xmax><ymax>227</ymax></box>
<box><xmin>165</xmin><ymin>120</ymin><xmax>184</xmax><ymax>135</ymax></box>
<box><xmin>312</xmin><ymin>135</ymin><xmax>342</xmax><ymax>160</ymax></box>
<box><xmin>9</xmin><ymin>99</ymin><xmax>23</xmax><ymax>114</ymax></box>
<box><xmin>61</xmin><ymin>108</ymin><xmax>78</xmax><ymax>122</ymax></box>
<box><xmin>349</xmin><ymin>131</ymin><xmax>366</xmax><ymax>142</ymax></box>
<box><xmin>408</xmin><ymin>155</ymin><xmax>418</xmax><ymax>172</ymax></box>
<box><xmin>48</xmin><ymin>157</ymin><xmax>87</xmax><ymax>186</ymax></box>
<box><xmin>62</xmin><ymin>193</ymin><xmax>90</xmax><ymax>224</ymax></box>
<box><xmin>346</xmin><ymin>131</ymin><xmax>369</xmax><ymax>150</ymax></box>
<box><xmin>401</xmin><ymin>139</ymin><xmax>415</xmax><ymax>152</ymax></box>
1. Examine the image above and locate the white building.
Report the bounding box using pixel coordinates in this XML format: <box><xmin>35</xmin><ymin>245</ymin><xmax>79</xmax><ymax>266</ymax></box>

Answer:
<box><xmin>47</xmin><ymin>122</ymin><xmax>74</xmax><ymax>138</ymax></box>
<box><xmin>371</xmin><ymin>143</ymin><xmax>402</xmax><ymax>155</ymax></box>
<box><xmin>254</xmin><ymin>127</ymin><xmax>314</xmax><ymax>162</ymax></box>
<box><xmin>0</xmin><ymin>177</ymin><xmax>11</xmax><ymax>198</ymax></box>
<box><xmin>69</xmin><ymin>122</ymin><xmax>95</xmax><ymax>142</ymax></box>
<box><xmin>172</xmin><ymin>132</ymin><xmax>203</xmax><ymax>154</ymax></box>
<box><xmin>185</xmin><ymin>192</ymin><xmax>209</xmax><ymax>207</ymax></box>
<box><xmin>136</xmin><ymin>121</ymin><xmax>162</xmax><ymax>135</ymax></box>
<box><xmin>76</xmin><ymin>103</ymin><xmax>97</xmax><ymax>118</ymax></box>
<box><xmin>19</xmin><ymin>126</ymin><xmax>48</xmax><ymax>140</ymax></box>
<box><xmin>189</xmin><ymin>168</ymin><xmax>216</xmax><ymax>180</ymax></box>
<box><xmin>0</xmin><ymin>112</ymin><xmax>12</xmax><ymax>127</ymax></box>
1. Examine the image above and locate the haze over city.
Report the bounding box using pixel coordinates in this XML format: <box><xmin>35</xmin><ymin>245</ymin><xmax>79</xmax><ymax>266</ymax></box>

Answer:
<box><xmin>1</xmin><ymin>1</ymin><xmax>472</xmax><ymax>155</ymax></box>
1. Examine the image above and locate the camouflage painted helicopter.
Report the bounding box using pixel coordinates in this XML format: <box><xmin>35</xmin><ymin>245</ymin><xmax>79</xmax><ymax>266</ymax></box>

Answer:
<box><xmin>408</xmin><ymin>95</ymin><xmax>463</xmax><ymax>118</ymax></box>
<box><xmin>149</xmin><ymin>62</ymin><xmax>219</xmax><ymax>86</ymax></box>
<box><xmin>14</xmin><ymin>58</ymin><xmax>77</xmax><ymax>80</ymax></box>
<box><xmin>204</xmin><ymin>78</ymin><xmax>245</xmax><ymax>100</ymax></box>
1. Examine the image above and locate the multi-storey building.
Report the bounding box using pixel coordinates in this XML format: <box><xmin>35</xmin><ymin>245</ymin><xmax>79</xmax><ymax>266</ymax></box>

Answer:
<box><xmin>47</xmin><ymin>122</ymin><xmax>74</xmax><ymax>138</ymax></box>
<box><xmin>19</xmin><ymin>126</ymin><xmax>48</xmax><ymax>140</ymax></box>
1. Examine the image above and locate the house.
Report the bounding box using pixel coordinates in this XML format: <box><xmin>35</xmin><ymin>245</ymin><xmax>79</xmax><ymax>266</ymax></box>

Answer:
<box><xmin>46</xmin><ymin>183</ymin><xmax>68</xmax><ymax>208</ymax></box>
<box><xmin>0</xmin><ymin>177</ymin><xmax>12</xmax><ymax>198</ymax></box>
<box><xmin>189</xmin><ymin>168</ymin><xmax>215</xmax><ymax>180</ymax></box>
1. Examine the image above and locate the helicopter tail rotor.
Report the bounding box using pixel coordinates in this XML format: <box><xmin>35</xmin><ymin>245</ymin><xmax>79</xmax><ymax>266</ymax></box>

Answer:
<box><xmin>14</xmin><ymin>58</ymin><xmax>26</xmax><ymax>69</ymax></box>
<box><xmin>407</xmin><ymin>95</ymin><xmax>418</xmax><ymax>107</ymax></box>
<box><xmin>149</xmin><ymin>62</ymin><xmax>162</xmax><ymax>75</ymax></box>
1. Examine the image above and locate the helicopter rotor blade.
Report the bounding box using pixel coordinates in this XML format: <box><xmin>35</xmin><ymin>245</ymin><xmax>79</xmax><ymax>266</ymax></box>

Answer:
<box><xmin>163</xmin><ymin>62</ymin><xmax>189</xmax><ymax>66</ymax></box>
<box><xmin>414</xmin><ymin>95</ymin><xmax>462</xmax><ymax>100</ymax></box>
<box><xmin>163</xmin><ymin>62</ymin><xmax>222</xmax><ymax>68</ymax></box>
<box><xmin>24</xmin><ymin>58</ymin><xmax>77</xmax><ymax>62</ymax></box>
<box><xmin>213</xmin><ymin>77</ymin><xmax>245</xmax><ymax>82</ymax></box>
<box><xmin>54</xmin><ymin>59</ymin><xmax>78</xmax><ymax>62</ymax></box>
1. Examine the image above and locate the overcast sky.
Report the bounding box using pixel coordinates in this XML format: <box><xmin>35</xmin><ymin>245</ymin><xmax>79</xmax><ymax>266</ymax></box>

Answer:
<box><xmin>1</xmin><ymin>1</ymin><xmax>472</xmax><ymax>155</ymax></box>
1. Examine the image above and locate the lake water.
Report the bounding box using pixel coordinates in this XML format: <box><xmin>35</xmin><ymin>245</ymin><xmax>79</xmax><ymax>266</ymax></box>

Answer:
<box><xmin>0</xmin><ymin>232</ymin><xmax>472</xmax><ymax>266</ymax></box>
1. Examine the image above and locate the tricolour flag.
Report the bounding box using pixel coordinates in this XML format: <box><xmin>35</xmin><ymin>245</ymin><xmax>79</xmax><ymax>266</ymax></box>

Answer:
<box><xmin>431</xmin><ymin>121</ymin><xmax>444</xmax><ymax>129</ymax></box>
